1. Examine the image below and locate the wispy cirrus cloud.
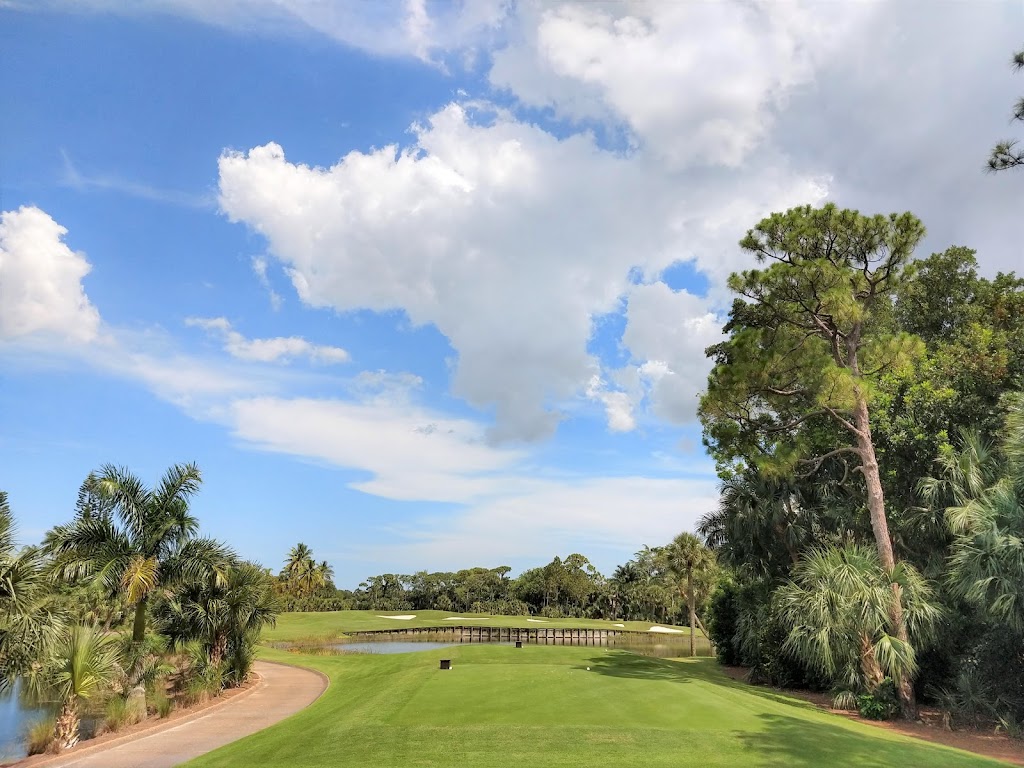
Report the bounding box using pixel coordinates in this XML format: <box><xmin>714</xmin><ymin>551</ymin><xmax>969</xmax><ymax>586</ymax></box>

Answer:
<box><xmin>60</xmin><ymin>150</ymin><xmax>215</xmax><ymax>209</ymax></box>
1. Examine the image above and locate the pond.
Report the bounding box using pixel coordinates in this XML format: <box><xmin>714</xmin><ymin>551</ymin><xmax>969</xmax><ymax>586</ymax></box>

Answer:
<box><xmin>317</xmin><ymin>635</ymin><xmax>712</xmax><ymax>659</ymax></box>
<box><xmin>0</xmin><ymin>683</ymin><xmax>49</xmax><ymax>762</ymax></box>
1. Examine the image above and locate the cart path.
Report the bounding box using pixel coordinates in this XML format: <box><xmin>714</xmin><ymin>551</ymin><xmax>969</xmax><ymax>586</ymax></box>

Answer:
<box><xmin>40</xmin><ymin>661</ymin><xmax>327</xmax><ymax>768</ymax></box>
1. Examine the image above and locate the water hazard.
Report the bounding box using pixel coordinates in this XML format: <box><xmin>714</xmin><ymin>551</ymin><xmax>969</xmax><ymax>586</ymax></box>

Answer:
<box><xmin>0</xmin><ymin>683</ymin><xmax>49</xmax><ymax>761</ymax></box>
<box><xmin>316</xmin><ymin>635</ymin><xmax>712</xmax><ymax>658</ymax></box>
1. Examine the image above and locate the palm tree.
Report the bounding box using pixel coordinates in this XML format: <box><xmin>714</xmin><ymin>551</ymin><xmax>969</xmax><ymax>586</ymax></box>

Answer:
<box><xmin>0</xmin><ymin>492</ymin><xmax>65</xmax><ymax>691</ymax></box>
<box><xmin>777</xmin><ymin>545</ymin><xmax>940</xmax><ymax>699</ymax></box>
<box><xmin>155</xmin><ymin>561</ymin><xmax>279</xmax><ymax>685</ymax></box>
<box><xmin>662</xmin><ymin>533</ymin><xmax>716</xmax><ymax>656</ymax></box>
<box><xmin>27</xmin><ymin>624</ymin><xmax>119</xmax><ymax>750</ymax></box>
<box><xmin>45</xmin><ymin>466</ymin><xmax>233</xmax><ymax>645</ymax></box>
<box><xmin>283</xmin><ymin>543</ymin><xmax>318</xmax><ymax>598</ymax></box>
<box><xmin>922</xmin><ymin>396</ymin><xmax>1024</xmax><ymax>631</ymax></box>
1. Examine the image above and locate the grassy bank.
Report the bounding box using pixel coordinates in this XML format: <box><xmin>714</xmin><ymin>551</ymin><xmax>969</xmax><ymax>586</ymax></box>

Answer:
<box><xmin>263</xmin><ymin>609</ymin><xmax>699</xmax><ymax>642</ymax></box>
<box><xmin>183</xmin><ymin>645</ymin><xmax>1007</xmax><ymax>767</ymax></box>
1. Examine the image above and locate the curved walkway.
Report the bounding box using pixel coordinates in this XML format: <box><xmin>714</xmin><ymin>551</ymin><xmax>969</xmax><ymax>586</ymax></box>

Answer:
<box><xmin>38</xmin><ymin>661</ymin><xmax>327</xmax><ymax>768</ymax></box>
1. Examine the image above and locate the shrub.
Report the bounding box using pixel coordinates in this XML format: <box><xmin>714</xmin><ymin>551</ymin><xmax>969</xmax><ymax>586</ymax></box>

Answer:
<box><xmin>149</xmin><ymin>689</ymin><xmax>174</xmax><ymax>719</ymax></box>
<box><xmin>26</xmin><ymin>716</ymin><xmax>56</xmax><ymax>755</ymax></box>
<box><xmin>102</xmin><ymin>695</ymin><xmax>139</xmax><ymax>733</ymax></box>
<box><xmin>857</xmin><ymin>679</ymin><xmax>900</xmax><ymax>721</ymax></box>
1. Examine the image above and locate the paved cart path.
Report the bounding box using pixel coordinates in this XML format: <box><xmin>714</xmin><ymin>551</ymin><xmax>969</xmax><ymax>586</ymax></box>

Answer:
<box><xmin>37</xmin><ymin>661</ymin><xmax>327</xmax><ymax>768</ymax></box>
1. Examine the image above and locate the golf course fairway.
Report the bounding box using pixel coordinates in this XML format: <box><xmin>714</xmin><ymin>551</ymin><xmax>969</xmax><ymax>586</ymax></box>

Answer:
<box><xmin>181</xmin><ymin>644</ymin><xmax>1009</xmax><ymax>767</ymax></box>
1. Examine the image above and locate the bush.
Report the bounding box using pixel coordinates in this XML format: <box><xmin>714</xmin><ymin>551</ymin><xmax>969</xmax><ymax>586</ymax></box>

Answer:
<box><xmin>149</xmin><ymin>689</ymin><xmax>174</xmax><ymax>719</ymax></box>
<box><xmin>857</xmin><ymin>679</ymin><xmax>900</xmax><ymax>721</ymax></box>
<box><xmin>25</xmin><ymin>716</ymin><xmax>56</xmax><ymax>755</ymax></box>
<box><xmin>707</xmin><ymin>580</ymin><xmax>741</xmax><ymax>666</ymax></box>
<box><xmin>102</xmin><ymin>695</ymin><xmax>140</xmax><ymax>733</ymax></box>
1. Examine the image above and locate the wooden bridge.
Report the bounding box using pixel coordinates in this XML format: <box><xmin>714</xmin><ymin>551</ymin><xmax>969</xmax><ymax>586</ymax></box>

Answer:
<box><xmin>346</xmin><ymin>625</ymin><xmax>668</xmax><ymax>644</ymax></box>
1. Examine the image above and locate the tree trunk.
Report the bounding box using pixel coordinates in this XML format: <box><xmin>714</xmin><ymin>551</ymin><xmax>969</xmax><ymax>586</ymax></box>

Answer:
<box><xmin>132</xmin><ymin>597</ymin><xmax>148</xmax><ymax>644</ymax></box>
<box><xmin>858</xmin><ymin>633</ymin><xmax>884</xmax><ymax>689</ymax></box>
<box><xmin>687</xmin><ymin>570</ymin><xmax>696</xmax><ymax>658</ymax></box>
<box><xmin>53</xmin><ymin>699</ymin><xmax>80</xmax><ymax>751</ymax></box>
<box><xmin>853</xmin><ymin>395</ymin><xmax>916</xmax><ymax>717</ymax></box>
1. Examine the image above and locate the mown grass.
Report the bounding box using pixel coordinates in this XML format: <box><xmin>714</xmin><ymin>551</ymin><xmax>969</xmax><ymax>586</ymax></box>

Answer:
<box><xmin>263</xmin><ymin>609</ymin><xmax>698</xmax><ymax>643</ymax></box>
<box><xmin>183</xmin><ymin>645</ymin><xmax>1009</xmax><ymax>767</ymax></box>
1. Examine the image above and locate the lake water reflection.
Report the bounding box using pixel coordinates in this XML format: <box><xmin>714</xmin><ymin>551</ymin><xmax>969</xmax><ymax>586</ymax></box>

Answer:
<box><xmin>323</xmin><ymin>635</ymin><xmax>712</xmax><ymax>658</ymax></box>
<box><xmin>0</xmin><ymin>683</ymin><xmax>48</xmax><ymax>761</ymax></box>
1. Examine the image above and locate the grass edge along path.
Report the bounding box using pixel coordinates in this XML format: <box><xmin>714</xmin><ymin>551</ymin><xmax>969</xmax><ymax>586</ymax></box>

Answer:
<box><xmin>183</xmin><ymin>645</ymin><xmax>1012</xmax><ymax>768</ymax></box>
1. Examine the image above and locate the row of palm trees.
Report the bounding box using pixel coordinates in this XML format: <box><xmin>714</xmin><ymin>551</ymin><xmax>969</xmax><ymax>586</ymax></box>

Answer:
<box><xmin>0</xmin><ymin>463</ymin><xmax>279</xmax><ymax>751</ymax></box>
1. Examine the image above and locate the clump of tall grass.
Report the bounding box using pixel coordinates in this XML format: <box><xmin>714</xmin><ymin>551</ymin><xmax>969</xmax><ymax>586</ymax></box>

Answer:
<box><xmin>101</xmin><ymin>695</ymin><xmax>141</xmax><ymax>733</ymax></box>
<box><xmin>149</xmin><ymin>688</ymin><xmax>174</xmax><ymax>718</ymax></box>
<box><xmin>25</xmin><ymin>716</ymin><xmax>56</xmax><ymax>755</ymax></box>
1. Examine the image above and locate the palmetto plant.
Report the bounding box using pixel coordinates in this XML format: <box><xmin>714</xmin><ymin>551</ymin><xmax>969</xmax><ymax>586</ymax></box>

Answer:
<box><xmin>45</xmin><ymin>464</ymin><xmax>233</xmax><ymax>647</ymax></box>
<box><xmin>26</xmin><ymin>624</ymin><xmax>120</xmax><ymax>750</ymax></box>
<box><xmin>777</xmin><ymin>544</ymin><xmax>940</xmax><ymax>696</ymax></box>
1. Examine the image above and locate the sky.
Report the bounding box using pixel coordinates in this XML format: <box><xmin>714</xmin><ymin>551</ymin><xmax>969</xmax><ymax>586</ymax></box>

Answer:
<box><xmin>1</xmin><ymin>0</ymin><xmax>1021</xmax><ymax>588</ymax></box>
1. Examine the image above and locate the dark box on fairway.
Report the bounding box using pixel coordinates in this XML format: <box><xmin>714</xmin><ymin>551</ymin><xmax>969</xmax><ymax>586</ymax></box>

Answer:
<box><xmin>439</xmin><ymin>659</ymin><xmax>452</xmax><ymax>670</ymax></box>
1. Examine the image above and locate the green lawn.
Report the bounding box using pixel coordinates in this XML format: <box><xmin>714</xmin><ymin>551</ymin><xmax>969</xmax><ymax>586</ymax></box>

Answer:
<box><xmin>183</xmin><ymin>645</ymin><xmax>1008</xmax><ymax>767</ymax></box>
<box><xmin>263</xmin><ymin>609</ymin><xmax>698</xmax><ymax>642</ymax></box>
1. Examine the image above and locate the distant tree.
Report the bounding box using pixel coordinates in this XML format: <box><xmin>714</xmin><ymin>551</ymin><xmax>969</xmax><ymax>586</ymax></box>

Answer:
<box><xmin>988</xmin><ymin>48</ymin><xmax>1024</xmax><ymax>171</ymax></box>
<box><xmin>662</xmin><ymin>533</ymin><xmax>716</xmax><ymax>656</ymax></box>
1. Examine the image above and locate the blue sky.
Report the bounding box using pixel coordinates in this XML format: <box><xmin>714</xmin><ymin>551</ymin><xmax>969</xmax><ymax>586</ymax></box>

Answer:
<box><xmin>1</xmin><ymin>1</ymin><xmax>1020</xmax><ymax>587</ymax></box>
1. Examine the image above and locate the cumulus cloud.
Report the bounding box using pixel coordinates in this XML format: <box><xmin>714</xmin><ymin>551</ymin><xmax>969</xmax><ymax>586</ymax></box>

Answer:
<box><xmin>186</xmin><ymin>316</ymin><xmax>350</xmax><ymax>364</ymax></box>
<box><xmin>0</xmin><ymin>206</ymin><xmax>101</xmax><ymax>344</ymax></box>
<box><xmin>218</xmin><ymin>105</ymin><xmax>824</xmax><ymax>440</ymax></box>
<box><xmin>618</xmin><ymin>283</ymin><xmax>724</xmax><ymax>424</ymax></box>
<box><xmin>490</xmin><ymin>1</ymin><xmax>877</xmax><ymax>168</ymax></box>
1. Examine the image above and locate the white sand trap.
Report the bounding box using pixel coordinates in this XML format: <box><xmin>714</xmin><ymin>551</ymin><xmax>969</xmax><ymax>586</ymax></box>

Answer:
<box><xmin>526</xmin><ymin>618</ymin><xmax>549</xmax><ymax>623</ymax></box>
<box><xmin>444</xmin><ymin>616</ymin><xmax>488</xmax><ymax>621</ymax></box>
<box><xmin>649</xmin><ymin>625</ymin><xmax>686</xmax><ymax>634</ymax></box>
<box><xmin>377</xmin><ymin>615</ymin><xmax>416</xmax><ymax>620</ymax></box>
<box><xmin>614</xmin><ymin>623</ymin><xmax>625</xmax><ymax>627</ymax></box>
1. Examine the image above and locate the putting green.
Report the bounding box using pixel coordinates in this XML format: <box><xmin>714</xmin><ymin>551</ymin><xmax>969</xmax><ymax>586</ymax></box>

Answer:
<box><xmin>183</xmin><ymin>645</ymin><xmax>1008</xmax><ymax>767</ymax></box>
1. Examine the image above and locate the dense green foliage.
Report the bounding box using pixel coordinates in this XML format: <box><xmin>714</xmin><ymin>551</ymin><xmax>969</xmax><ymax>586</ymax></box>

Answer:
<box><xmin>182</xmin><ymin>647</ymin><xmax>1003</xmax><ymax>768</ymax></box>
<box><xmin>0</xmin><ymin>464</ymin><xmax>279</xmax><ymax>752</ymax></box>
<box><xmin>700</xmin><ymin>205</ymin><xmax>1024</xmax><ymax>727</ymax></box>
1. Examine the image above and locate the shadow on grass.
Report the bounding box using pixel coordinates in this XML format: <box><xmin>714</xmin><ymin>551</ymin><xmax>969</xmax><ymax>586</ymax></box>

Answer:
<box><xmin>734</xmin><ymin>712</ymin><xmax>991</xmax><ymax>768</ymax></box>
<box><xmin>579</xmin><ymin>652</ymin><xmax>820</xmax><ymax>711</ymax></box>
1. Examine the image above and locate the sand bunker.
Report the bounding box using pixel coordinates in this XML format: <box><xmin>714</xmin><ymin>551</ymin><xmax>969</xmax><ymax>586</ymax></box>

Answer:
<box><xmin>377</xmin><ymin>615</ymin><xmax>416</xmax><ymax>620</ymax></box>
<box><xmin>614</xmin><ymin>623</ymin><xmax>625</xmax><ymax>627</ymax></box>
<box><xmin>649</xmin><ymin>625</ymin><xmax>685</xmax><ymax>633</ymax></box>
<box><xmin>526</xmin><ymin>618</ymin><xmax>549</xmax><ymax>623</ymax></box>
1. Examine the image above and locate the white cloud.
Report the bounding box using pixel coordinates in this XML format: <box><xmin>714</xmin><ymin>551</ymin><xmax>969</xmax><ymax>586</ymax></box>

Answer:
<box><xmin>618</xmin><ymin>282</ymin><xmax>724</xmax><ymax>424</ymax></box>
<box><xmin>20</xmin><ymin>0</ymin><xmax>510</xmax><ymax>65</ymax></box>
<box><xmin>250</xmin><ymin>256</ymin><xmax>282</xmax><ymax>310</ymax></box>
<box><xmin>490</xmin><ymin>1</ymin><xmax>877</xmax><ymax>167</ymax></box>
<box><xmin>0</xmin><ymin>206</ymin><xmax>101</xmax><ymax>344</ymax></box>
<box><xmin>230</xmin><ymin>395</ymin><xmax>525</xmax><ymax>503</ymax></box>
<box><xmin>585</xmin><ymin>374</ymin><xmax>636</xmax><ymax>432</ymax></box>
<box><xmin>218</xmin><ymin>104</ymin><xmax>824</xmax><ymax>442</ymax></box>
<box><xmin>372</xmin><ymin>475</ymin><xmax>720</xmax><ymax>572</ymax></box>
<box><xmin>186</xmin><ymin>316</ymin><xmax>349</xmax><ymax>365</ymax></box>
